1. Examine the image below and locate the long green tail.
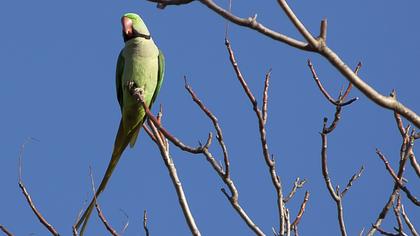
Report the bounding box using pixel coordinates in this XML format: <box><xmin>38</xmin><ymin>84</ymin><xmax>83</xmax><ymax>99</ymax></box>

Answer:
<box><xmin>75</xmin><ymin>120</ymin><xmax>133</xmax><ymax>235</ymax></box>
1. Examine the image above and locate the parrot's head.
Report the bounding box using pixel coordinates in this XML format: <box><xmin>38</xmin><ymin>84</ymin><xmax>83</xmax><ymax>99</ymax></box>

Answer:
<box><xmin>121</xmin><ymin>13</ymin><xmax>151</xmax><ymax>42</ymax></box>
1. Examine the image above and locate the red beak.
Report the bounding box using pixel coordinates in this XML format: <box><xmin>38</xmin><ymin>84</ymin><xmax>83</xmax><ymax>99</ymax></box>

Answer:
<box><xmin>121</xmin><ymin>16</ymin><xmax>133</xmax><ymax>36</ymax></box>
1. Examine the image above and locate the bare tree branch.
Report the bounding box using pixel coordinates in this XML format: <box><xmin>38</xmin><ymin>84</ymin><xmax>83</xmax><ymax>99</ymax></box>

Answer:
<box><xmin>408</xmin><ymin>149</ymin><xmax>420</xmax><ymax>178</ymax></box>
<box><xmin>393</xmin><ymin>196</ymin><xmax>404</xmax><ymax>235</ymax></box>
<box><xmin>89</xmin><ymin>167</ymin><xmax>120</xmax><ymax>236</ymax></box>
<box><xmin>146</xmin><ymin>118</ymin><xmax>201</xmax><ymax>236</ymax></box>
<box><xmin>143</xmin><ymin>210</ymin><xmax>150</xmax><ymax>236</ymax></box>
<box><xmin>317</xmin><ymin>75</ymin><xmax>361</xmax><ymax>236</ymax></box>
<box><xmin>146</xmin><ymin>0</ymin><xmax>420</xmax><ymax>128</ymax></box>
<box><xmin>290</xmin><ymin>191</ymin><xmax>310</xmax><ymax>236</ymax></box>
<box><xmin>148</xmin><ymin>0</ymin><xmax>309</xmax><ymax>50</ymax></box>
<box><xmin>184</xmin><ymin>79</ymin><xmax>265</xmax><ymax>235</ymax></box>
<box><xmin>126</xmin><ymin>83</ymin><xmax>201</xmax><ymax>236</ymax></box>
<box><xmin>0</xmin><ymin>225</ymin><xmax>13</xmax><ymax>236</ymax></box>
<box><xmin>225</xmin><ymin>37</ymin><xmax>286</xmax><ymax>235</ymax></box>
<box><xmin>341</xmin><ymin>166</ymin><xmax>364</xmax><ymax>197</ymax></box>
<box><xmin>307</xmin><ymin>59</ymin><xmax>358</xmax><ymax>107</ymax></box>
<box><xmin>321</xmin><ymin>130</ymin><xmax>347</xmax><ymax>236</ymax></box>
<box><xmin>400</xmin><ymin>204</ymin><xmax>419</xmax><ymax>236</ymax></box>
<box><xmin>262</xmin><ymin>69</ymin><xmax>271</xmax><ymax>125</ymax></box>
<box><xmin>127</xmin><ymin>81</ymin><xmax>210</xmax><ymax>154</ymax></box>
<box><xmin>372</xmin><ymin>225</ymin><xmax>401</xmax><ymax>236</ymax></box>
<box><xmin>283</xmin><ymin>178</ymin><xmax>306</xmax><ymax>204</ymax></box>
<box><xmin>368</xmin><ymin>130</ymin><xmax>411</xmax><ymax>235</ymax></box>
<box><xmin>376</xmin><ymin>149</ymin><xmax>420</xmax><ymax>206</ymax></box>
<box><xmin>17</xmin><ymin>140</ymin><xmax>60</xmax><ymax>236</ymax></box>
<box><xmin>184</xmin><ymin>77</ymin><xmax>230</xmax><ymax>178</ymax></box>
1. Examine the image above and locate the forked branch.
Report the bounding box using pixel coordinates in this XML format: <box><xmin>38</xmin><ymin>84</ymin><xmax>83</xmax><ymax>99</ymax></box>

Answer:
<box><xmin>146</xmin><ymin>0</ymin><xmax>420</xmax><ymax>128</ymax></box>
<box><xmin>184</xmin><ymin>78</ymin><xmax>265</xmax><ymax>236</ymax></box>
<box><xmin>225</xmin><ymin>38</ymin><xmax>286</xmax><ymax>235</ymax></box>
<box><xmin>128</xmin><ymin>83</ymin><xmax>202</xmax><ymax>236</ymax></box>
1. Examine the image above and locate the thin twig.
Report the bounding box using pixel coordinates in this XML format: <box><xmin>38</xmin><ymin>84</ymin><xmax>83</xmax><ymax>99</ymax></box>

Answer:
<box><xmin>262</xmin><ymin>69</ymin><xmax>271</xmax><ymax>125</ymax></box>
<box><xmin>368</xmin><ymin>132</ymin><xmax>411</xmax><ymax>235</ymax></box>
<box><xmin>342</xmin><ymin>62</ymin><xmax>362</xmax><ymax>99</ymax></box>
<box><xmin>290</xmin><ymin>191</ymin><xmax>310</xmax><ymax>234</ymax></box>
<box><xmin>184</xmin><ymin>78</ymin><xmax>264</xmax><ymax>235</ymax></box>
<box><xmin>184</xmin><ymin>77</ymin><xmax>230</xmax><ymax>178</ymax></box>
<box><xmin>372</xmin><ymin>225</ymin><xmax>400</xmax><ymax>236</ymax></box>
<box><xmin>89</xmin><ymin>167</ymin><xmax>119</xmax><ymax>236</ymax></box>
<box><xmin>376</xmin><ymin>149</ymin><xmax>420</xmax><ymax>206</ymax></box>
<box><xmin>307</xmin><ymin>59</ymin><xmax>359</xmax><ymax>107</ymax></box>
<box><xmin>283</xmin><ymin>178</ymin><xmax>306</xmax><ymax>203</ymax></box>
<box><xmin>408</xmin><ymin>149</ymin><xmax>420</xmax><ymax>178</ymax></box>
<box><xmin>393</xmin><ymin>196</ymin><xmax>404</xmax><ymax>235</ymax></box>
<box><xmin>226</xmin><ymin>38</ymin><xmax>285</xmax><ymax>235</ymax></box>
<box><xmin>119</xmin><ymin>209</ymin><xmax>129</xmax><ymax>234</ymax></box>
<box><xmin>0</xmin><ymin>225</ymin><xmax>13</xmax><ymax>236</ymax></box>
<box><xmin>400</xmin><ymin>205</ymin><xmax>419</xmax><ymax>236</ymax></box>
<box><xmin>17</xmin><ymin>140</ymin><xmax>59</xmax><ymax>236</ymax></box>
<box><xmin>341</xmin><ymin>166</ymin><xmax>364</xmax><ymax>197</ymax></box>
<box><xmin>143</xmin><ymin>210</ymin><xmax>150</xmax><ymax>236</ymax></box>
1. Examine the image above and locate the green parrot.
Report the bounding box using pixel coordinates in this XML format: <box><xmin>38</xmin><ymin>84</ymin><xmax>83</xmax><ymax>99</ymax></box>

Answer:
<box><xmin>75</xmin><ymin>13</ymin><xmax>165</xmax><ymax>234</ymax></box>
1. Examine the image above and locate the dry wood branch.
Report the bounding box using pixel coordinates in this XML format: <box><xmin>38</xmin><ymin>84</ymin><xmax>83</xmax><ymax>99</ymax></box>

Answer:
<box><xmin>372</xmin><ymin>225</ymin><xmax>402</xmax><ymax>236</ymax></box>
<box><xmin>392</xmin><ymin>101</ymin><xmax>420</xmax><ymax>176</ymax></box>
<box><xmin>376</xmin><ymin>149</ymin><xmax>420</xmax><ymax>206</ymax></box>
<box><xmin>184</xmin><ymin>77</ymin><xmax>230</xmax><ymax>178</ymax></box>
<box><xmin>262</xmin><ymin>70</ymin><xmax>271</xmax><ymax>125</ymax></box>
<box><xmin>148</xmin><ymin>0</ymin><xmax>309</xmax><ymax>50</ymax></box>
<box><xmin>275</xmin><ymin>0</ymin><xmax>319</xmax><ymax>48</ymax></box>
<box><xmin>307</xmin><ymin>59</ymin><xmax>358</xmax><ymax>107</ymax></box>
<box><xmin>146</xmin><ymin>119</ymin><xmax>201</xmax><ymax>236</ymax></box>
<box><xmin>321</xmin><ymin>131</ymin><xmax>347</xmax><ymax>236</ymax></box>
<box><xmin>184</xmin><ymin>78</ymin><xmax>264</xmax><ymax>235</ymax></box>
<box><xmin>283</xmin><ymin>178</ymin><xmax>306</xmax><ymax>204</ymax></box>
<box><xmin>88</xmin><ymin>168</ymin><xmax>120</xmax><ymax>236</ymax></box>
<box><xmin>226</xmin><ymin>38</ymin><xmax>285</xmax><ymax>235</ymax></box>
<box><xmin>409</xmin><ymin>150</ymin><xmax>420</xmax><ymax>178</ymax></box>
<box><xmin>0</xmin><ymin>225</ymin><xmax>13</xmax><ymax>236</ymax></box>
<box><xmin>319</xmin><ymin>92</ymin><xmax>360</xmax><ymax>236</ymax></box>
<box><xmin>17</xmin><ymin>141</ymin><xmax>59</xmax><ymax>236</ymax></box>
<box><xmin>290</xmin><ymin>191</ymin><xmax>310</xmax><ymax>235</ymax></box>
<box><xmin>341</xmin><ymin>166</ymin><xmax>364</xmax><ymax>197</ymax></box>
<box><xmin>146</xmin><ymin>0</ymin><xmax>420</xmax><ymax>128</ymax></box>
<box><xmin>368</xmin><ymin>189</ymin><xmax>400</xmax><ymax>236</ymax></box>
<box><xmin>393</xmin><ymin>196</ymin><xmax>404</xmax><ymax>235</ymax></box>
<box><xmin>143</xmin><ymin>210</ymin><xmax>150</xmax><ymax>236</ymax></box>
<box><xmin>368</xmin><ymin>134</ymin><xmax>411</xmax><ymax>235</ymax></box>
<box><xmin>72</xmin><ymin>226</ymin><xmax>78</xmax><ymax>236</ymax></box>
<box><xmin>392</xmin><ymin>95</ymin><xmax>407</xmax><ymax>137</ymax></box>
<box><xmin>342</xmin><ymin>62</ymin><xmax>361</xmax><ymax>99</ymax></box>
<box><xmin>401</xmin><ymin>205</ymin><xmax>419</xmax><ymax>236</ymax></box>
<box><xmin>127</xmin><ymin>81</ymin><xmax>210</xmax><ymax>153</ymax></box>
<box><xmin>127</xmin><ymin>83</ymin><xmax>201</xmax><ymax>235</ymax></box>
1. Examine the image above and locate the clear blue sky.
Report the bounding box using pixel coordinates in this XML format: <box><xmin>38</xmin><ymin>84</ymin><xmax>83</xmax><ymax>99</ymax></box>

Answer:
<box><xmin>1</xmin><ymin>1</ymin><xmax>419</xmax><ymax>235</ymax></box>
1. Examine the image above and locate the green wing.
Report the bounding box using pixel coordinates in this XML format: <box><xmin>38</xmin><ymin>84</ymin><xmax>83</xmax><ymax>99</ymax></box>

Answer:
<box><xmin>150</xmin><ymin>49</ymin><xmax>165</xmax><ymax>107</ymax></box>
<box><xmin>116</xmin><ymin>49</ymin><xmax>125</xmax><ymax>111</ymax></box>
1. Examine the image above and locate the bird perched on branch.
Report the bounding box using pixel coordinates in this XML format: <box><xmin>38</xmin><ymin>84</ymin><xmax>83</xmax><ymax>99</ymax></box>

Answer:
<box><xmin>75</xmin><ymin>12</ymin><xmax>165</xmax><ymax>235</ymax></box>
